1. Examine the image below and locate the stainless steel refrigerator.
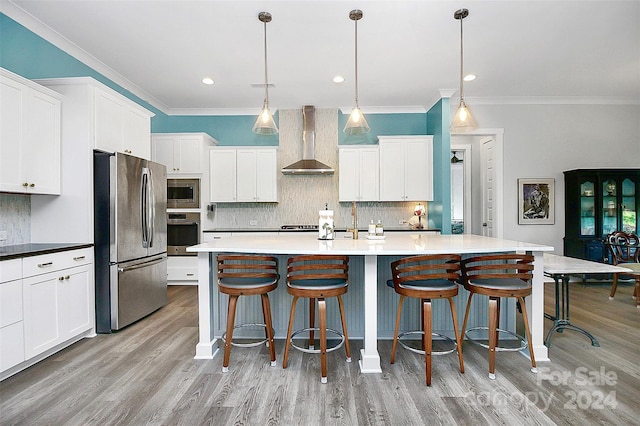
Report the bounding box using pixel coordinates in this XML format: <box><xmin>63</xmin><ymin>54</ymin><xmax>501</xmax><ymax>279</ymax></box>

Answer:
<box><xmin>94</xmin><ymin>151</ymin><xmax>168</xmax><ymax>332</ymax></box>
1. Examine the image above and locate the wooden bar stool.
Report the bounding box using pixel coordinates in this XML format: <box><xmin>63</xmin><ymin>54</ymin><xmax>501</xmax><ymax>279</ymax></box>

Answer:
<box><xmin>282</xmin><ymin>255</ymin><xmax>351</xmax><ymax>384</ymax></box>
<box><xmin>217</xmin><ymin>254</ymin><xmax>279</xmax><ymax>373</ymax></box>
<box><xmin>460</xmin><ymin>253</ymin><xmax>536</xmax><ymax>379</ymax></box>
<box><xmin>388</xmin><ymin>254</ymin><xmax>465</xmax><ymax>386</ymax></box>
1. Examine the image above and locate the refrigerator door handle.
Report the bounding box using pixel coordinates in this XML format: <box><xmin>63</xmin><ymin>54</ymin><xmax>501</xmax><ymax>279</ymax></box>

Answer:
<box><xmin>148</xmin><ymin>167</ymin><xmax>155</xmax><ymax>248</ymax></box>
<box><xmin>141</xmin><ymin>167</ymin><xmax>150</xmax><ymax>248</ymax></box>
<box><xmin>117</xmin><ymin>255</ymin><xmax>166</xmax><ymax>273</ymax></box>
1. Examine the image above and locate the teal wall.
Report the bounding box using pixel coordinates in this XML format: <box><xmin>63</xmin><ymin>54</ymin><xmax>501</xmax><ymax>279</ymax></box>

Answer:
<box><xmin>338</xmin><ymin>111</ymin><xmax>427</xmax><ymax>145</ymax></box>
<box><xmin>152</xmin><ymin>114</ymin><xmax>278</xmax><ymax>146</ymax></box>
<box><xmin>426</xmin><ymin>98</ymin><xmax>451</xmax><ymax>233</ymax></box>
<box><xmin>1</xmin><ymin>12</ymin><xmax>448</xmax><ymax>227</ymax></box>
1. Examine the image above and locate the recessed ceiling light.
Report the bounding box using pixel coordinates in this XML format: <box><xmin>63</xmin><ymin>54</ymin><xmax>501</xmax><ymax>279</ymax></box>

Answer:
<box><xmin>333</xmin><ymin>75</ymin><xmax>345</xmax><ymax>83</ymax></box>
<box><xmin>463</xmin><ymin>74</ymin><xmax>476</xmax><ymax>82</ymax></box>
<box><xmin>202</xmin><ymin>77</ymin><xmax>214</xmax><ymax>85</ymax></box>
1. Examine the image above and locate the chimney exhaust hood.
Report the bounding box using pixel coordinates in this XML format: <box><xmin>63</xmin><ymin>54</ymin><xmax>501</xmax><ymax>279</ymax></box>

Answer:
<box><xmin>281</xmin><ymin>106</ymin><xmax>335</xmax><ymax>175</ymax></box>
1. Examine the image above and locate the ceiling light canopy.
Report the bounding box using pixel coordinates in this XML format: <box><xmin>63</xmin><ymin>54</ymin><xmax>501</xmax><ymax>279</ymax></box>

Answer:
<box><xmin>202</xmin><ymin>77</ymin><xmax>214</xmax><ymax>85</ymax></box>
<box><xmin>252</xmin><ymin>11</ymin><xmax>278</xmax><ymax>135</ymax></box>
<box><xmin>451</xmin><ymin>8</ymin><xmax>478</xmax><ymax>133</ymax></box>
<box><xmin>344</xmin><ymin>9</ymin><xmax>370</xmax><ymax>135</ymax></box>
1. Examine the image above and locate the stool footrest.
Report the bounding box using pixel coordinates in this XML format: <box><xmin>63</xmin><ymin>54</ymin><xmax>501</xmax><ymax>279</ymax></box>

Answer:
<box><xmin>464</xmin><ymin>326</ymin><xmax>528</xmax><ymax>352</ymax></box>
<box><xmin>397</xmin><ymin>330</ymin><xmax>458</xmax><ymax>356</ymax></box>
<box><xmin>222</xmin><ymin>323</ymin><xmax>273</xmax><ymax>348</ymax></box>
<box><xmin>289</xmin><ymin>327</ymin><xmax>345</xmax><ymax>354</ymax></box>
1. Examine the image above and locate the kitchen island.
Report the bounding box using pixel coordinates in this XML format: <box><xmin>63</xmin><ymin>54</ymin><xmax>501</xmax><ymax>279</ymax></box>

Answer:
<box><xmin>188</xmin><ymin>233</ymin><xmax>554</xmax><ymax>373</ymax></box>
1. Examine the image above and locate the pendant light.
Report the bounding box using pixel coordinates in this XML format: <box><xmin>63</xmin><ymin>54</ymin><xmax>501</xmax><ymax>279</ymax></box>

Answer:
<box><xmin>451</xmin><ymin>8</ymin><xmax>477</xmax><ymax>132</ymax></box>
<box><xmin>252</xmin><ymin>11</ymin><xmax>278</xmax><ymax>135</ymax></box>
<box><xmin>344</xmin><ymin>9</ymin><xmax>370</xmax><ymax>135</ymax></box>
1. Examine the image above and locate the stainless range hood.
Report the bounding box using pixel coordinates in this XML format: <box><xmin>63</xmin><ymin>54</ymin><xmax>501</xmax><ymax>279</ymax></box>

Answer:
<box><xmin>281</xmin><ymin>105</ymin><xmax>335</xmax><ymax>175</ymax></box>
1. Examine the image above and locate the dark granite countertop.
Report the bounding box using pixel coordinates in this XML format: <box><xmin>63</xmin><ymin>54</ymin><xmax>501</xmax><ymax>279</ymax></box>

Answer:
<box><xmin>0</xmin><ymin>243</ymin><xmax>93</xmax><ymax>261</ymax></box>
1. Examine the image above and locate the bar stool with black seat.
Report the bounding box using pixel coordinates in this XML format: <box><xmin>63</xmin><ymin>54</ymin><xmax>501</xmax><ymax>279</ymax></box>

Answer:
<box><xmin>460</xmin><ymin>253</ymin><xmax>537</xmax><ymax>379</ymax></box>
<box><xmin>388</xmin><ymin>254</ymin><xmax>465</xmax><ymax>386</ymax></box>
<box><xmin>217</xmin><ymin>254</ymin><xmax>279</xmax><ymax>373</ymax></box>
<box><xmin>282</xmin><ymin>255</ymin><xmax>351</xmax><ymax>384</ymax></box>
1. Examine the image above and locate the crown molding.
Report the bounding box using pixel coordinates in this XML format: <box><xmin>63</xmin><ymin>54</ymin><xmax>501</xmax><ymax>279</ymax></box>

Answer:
<box><xmin>464</xmin><ymin>96</ymin><xmax>640</xmax><ymax>106</ymax></box>
<box><xmin>2</xmin><ymin>1</ymin><xmax>171</xmax><ymax>113</ymax></box>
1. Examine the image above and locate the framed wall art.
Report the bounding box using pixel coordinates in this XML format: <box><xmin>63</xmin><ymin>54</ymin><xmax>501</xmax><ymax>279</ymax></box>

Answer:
<box><xmin>518</xmin><ymin>178</ymin><xmax>555</xmax><ymax>225</ymax></box>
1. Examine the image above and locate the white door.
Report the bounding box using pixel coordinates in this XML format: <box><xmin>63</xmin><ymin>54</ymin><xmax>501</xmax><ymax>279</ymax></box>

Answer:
<box><xmin>481</xmin><ymin>137</ymin><xmax>496</xmax><ymax>237</ymax></box>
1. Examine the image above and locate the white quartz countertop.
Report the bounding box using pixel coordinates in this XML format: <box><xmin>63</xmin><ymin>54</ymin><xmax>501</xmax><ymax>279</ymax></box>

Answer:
<box><xmin>187</xmin><ymin>233</ymin><xmax>554</xmax><ymax>256</ymax></box>
<box><xmin>543</xmin><ymin>253</ymin><xmax>633</xmax><ymax>275</ymax></box>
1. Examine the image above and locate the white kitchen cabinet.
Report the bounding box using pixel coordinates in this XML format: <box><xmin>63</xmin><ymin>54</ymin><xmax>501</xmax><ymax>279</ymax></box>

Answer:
<box><xmin>339</xmin><ymin>146</ymin><xmax>379</xmax><ymax>201</ymax></box>
<box><xmin>210</xmin><ymin>147</ymin><xmax>277</xmax><ymax>203</ymax></box>
<box><xmin>166</xmin><ymin>256</ymin><xmax>198</xmax><ymax>284</ymax></box>
<box><xmin>379</xmin><ymin>136</ymin><xmax>433</xmax><ymax>202</ymax></box>
<box><xmin>0</xmin><ymin>248</ymin><xmax>94</xmax><ymax>379</ymax></box>
<box><xmin>0</xmin><ymin>259</ymin><xmax>24</xmax><ymax>372</ymax></box>
<box><xmin>22</xmin><ymin>248</ymin><xmax>94</xmax><ymax>359</ymax></box>
<box><xmin>0</xmin><ymin>68</ymin><xmax>61</xmax><ymax>195</ymax></box>
<box><xmin>152</xmin><ymin>133</ymin><xmax>218</xmax><ymax>174</ymax></box>
<box><xmin>94</xmin><ymin>86</ymin><xmax>153</xmax><ymax>159</ymax></box>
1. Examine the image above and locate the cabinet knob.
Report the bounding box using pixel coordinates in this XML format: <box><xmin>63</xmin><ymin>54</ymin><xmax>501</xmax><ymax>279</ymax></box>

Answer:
<box><xmin>23</xmin><ymin>182</ymin><xmax>29</xmax><ymax>187</ymax></box>
<box><xmin>30</xmin><ymin>183</ymin><xmax>35</xmax><ymax>187</ymax></box>
<box><xmin>65</xmin><ymin>275</ymin><xmax>70</xmax><ymax>280</ymax></box>
<box><xmin>59</xmin><ymin>276</ymin><xmax>64</xmax><ymax>281</ymax></box>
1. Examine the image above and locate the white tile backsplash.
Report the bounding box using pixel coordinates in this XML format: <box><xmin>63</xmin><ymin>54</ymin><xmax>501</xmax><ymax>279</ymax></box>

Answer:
<box><xmin>0</xmin><ymin>193</ymin><xmax>31</xmax><ymax>245</ymax></box>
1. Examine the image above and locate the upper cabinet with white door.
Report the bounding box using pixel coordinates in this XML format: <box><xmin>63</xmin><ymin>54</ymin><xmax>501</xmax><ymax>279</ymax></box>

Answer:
<box><xmin>36</xmin><ymin>77</ymin><xmax>154</xmax><ymax>160</ymax></box>
<box><xmin>339</xmin><ymin>146</ymin><xmax>379</xmax><ymax>201</ymax></box>
<box><xmin>379</xmin><ymin>136</ymin><xmax>433</xmax><ymax>202</ymax></box>
<box><xmin>210</xmin><ymin>147</ymin><xmax>278</xmax><ymax>202</ymax></box>
<box><xmin>152</xmin><ymin>133</ymin><xmax>218</xmax><ymax>175</ymax></box>
<box><xmin>0</xmin><ymin>68</ymin><xmax>62</xmax><ymax>195</ymax></box>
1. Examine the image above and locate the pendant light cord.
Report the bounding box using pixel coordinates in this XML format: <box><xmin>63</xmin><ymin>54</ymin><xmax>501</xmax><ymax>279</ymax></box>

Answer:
<box><xmin>263</xmin><ymin>18</ymin><xmax>269</xmax><ymax>106</ymax></box>
<box><xmin>459</xmin><ymin>15</ymin><xmax>464</xmax><ymax>102</ymax></box>
<box><xmin>354</xmin><ymin>17</ymin><xmax>359</xmax><ymax>108</ymax></box>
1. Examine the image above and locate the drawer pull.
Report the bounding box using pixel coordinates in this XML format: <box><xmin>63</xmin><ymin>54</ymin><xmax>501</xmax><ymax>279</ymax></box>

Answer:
<box><xmin>186</xmin><ymin>273</ymin><xmax>195</xmax><ymax>277</ymax></box>
<box><xmin>73</xmin><ymin>256</ymin><xmax>86</xmax><ymax>261</ymax></box>
<box><xmin>38</xmin><ymin>262</ymin><xmax>53</xmax><ymax>268</ymax></box>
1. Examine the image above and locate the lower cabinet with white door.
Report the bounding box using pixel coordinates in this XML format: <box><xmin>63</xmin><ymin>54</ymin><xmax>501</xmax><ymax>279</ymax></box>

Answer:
<box><xmin>0</xmin><ymin>246</ymin><xmax>95</xmax><ymax>380</ymax></box>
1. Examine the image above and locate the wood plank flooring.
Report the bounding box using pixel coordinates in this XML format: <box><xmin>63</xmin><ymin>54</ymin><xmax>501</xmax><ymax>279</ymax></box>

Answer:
<box><xmin>1</xmin><ymin>281</ymin><xmax>639</xmax><ymax>425</ymax></box>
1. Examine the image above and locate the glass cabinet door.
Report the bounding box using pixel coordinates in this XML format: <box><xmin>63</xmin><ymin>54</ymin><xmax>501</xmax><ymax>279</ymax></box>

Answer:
<box><xmin>580</xmin><ymin>181</ymin><xmax>596</xmax><ymax>236</ymax></box>
<box><xmin>602</xmin><ymin>179</ymin><xmax>618</xmax><ymax>235</ymax></box>
<box><xmin>621</xmin><ymin>178</ymin><xmax>637</xmax><ymax>234</ymax></box>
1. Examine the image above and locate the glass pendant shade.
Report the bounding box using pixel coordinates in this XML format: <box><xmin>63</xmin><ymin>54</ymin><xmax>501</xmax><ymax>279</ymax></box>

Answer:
<box><xmin>344</xmin><ymin>9</ymin><xmax>370</xmax><ymax>135</ymax></box>
<box><xmin>252</xmin><ymin>101</ymin><xmax>278</xmax><ymax>135</ymax></box>
<box><xmin>451</xmin><ymin>8</ymin><xmax>477</xmax><ymax>133</ymax></box>
<box><xmin>253</xmin><ymin>12</ymin><xmax>278</xmax><ymax>135</ymax></box>
<box><xmin>344</xmin><ymin>106</ymin><xmax>370</xmax><ymax>135</ymax></box>
<box><xmin>451</xmin><ymin>99</ymin><xmax>477</xmax><ymax>132</ymax></box>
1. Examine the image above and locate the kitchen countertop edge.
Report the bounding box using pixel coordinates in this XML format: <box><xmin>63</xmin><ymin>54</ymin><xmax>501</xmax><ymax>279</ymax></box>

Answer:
<box><xmin>0</xmin><ymin>243</ymin><xmax>94</xmax><ymax>261</ymax></box>
<box><xmin>204</xmin><ymin>228</ymin><xmax>441</xmax><ymax>233</ymax></box>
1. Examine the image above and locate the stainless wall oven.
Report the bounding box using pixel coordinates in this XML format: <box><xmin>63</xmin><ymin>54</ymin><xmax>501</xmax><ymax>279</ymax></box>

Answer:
<box><xmin>167</xmin><ymin>212</ymin><xmax>200</xmax><ymax>256</ymax></box>
<box><xmin>167</xmin><ymin>178</ymin><xmax>200</xmax><ymax>209</ymax></box>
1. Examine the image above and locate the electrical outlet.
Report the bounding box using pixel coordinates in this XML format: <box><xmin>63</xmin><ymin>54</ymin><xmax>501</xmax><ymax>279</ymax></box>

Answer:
<box><xmin>0</xmin><ymin>231</ymin><xmax>7</xmax><ymax>241</ymax></box>
<box><xmin>249</xmin><ymin>220</ymin><xmax>258</xmax><ymax>226</ymax></box>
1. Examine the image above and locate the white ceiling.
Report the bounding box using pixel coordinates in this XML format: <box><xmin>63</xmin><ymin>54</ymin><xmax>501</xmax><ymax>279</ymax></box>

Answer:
<box><xmin>4</xmin><ymin>0</ymin><xmax>640</xmax><ymax>115</ymax></box>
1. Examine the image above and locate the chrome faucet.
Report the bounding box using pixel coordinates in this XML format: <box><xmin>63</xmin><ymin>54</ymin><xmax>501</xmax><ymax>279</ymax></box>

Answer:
<box><xmin>346</xmin><ymin>201</ymin><xmax>358</xmax><ymax>239</ymax></box>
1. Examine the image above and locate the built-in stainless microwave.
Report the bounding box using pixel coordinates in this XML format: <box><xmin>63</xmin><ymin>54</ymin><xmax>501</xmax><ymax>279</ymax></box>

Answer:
<box><xmin>167</xmin><ymin>178</ymin><xmax>200</xmax><ymax>209</ymax></box>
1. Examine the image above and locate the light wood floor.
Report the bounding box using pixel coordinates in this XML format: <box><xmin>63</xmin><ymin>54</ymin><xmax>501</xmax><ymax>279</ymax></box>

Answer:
<box><xmin>1</xmin><ymin>281</ymin><xmax>639</xmax><ymax>425</ymax></box>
